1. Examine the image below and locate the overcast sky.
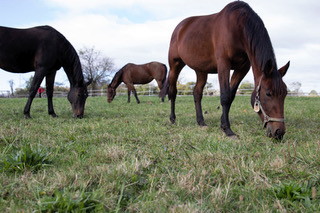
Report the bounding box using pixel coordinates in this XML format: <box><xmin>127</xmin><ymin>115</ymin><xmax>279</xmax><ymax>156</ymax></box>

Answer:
<box><xmin>0</xmin><ymin>0</ymin><xmax>319</xmax><ymax>93</ymax></box>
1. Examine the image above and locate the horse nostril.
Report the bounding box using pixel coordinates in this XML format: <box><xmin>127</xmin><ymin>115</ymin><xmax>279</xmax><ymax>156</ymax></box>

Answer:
<box><xmin>274</xmin><ymin>129</ymin><xmax>284</xmax><ymax>140</ymax></box>
<box><xmin>266</xmin><ymin>127</ymin><xmax>272</xmax><ymax>138</ymax></box>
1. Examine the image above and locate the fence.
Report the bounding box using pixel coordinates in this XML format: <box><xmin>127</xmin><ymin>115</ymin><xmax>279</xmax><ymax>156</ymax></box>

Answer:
<box><xmin>1</xmin><ymin>88</ymin><xmax>317</xmax><ymax>98</ymax></box>
<box><xmin>0</xmin><ymin>90</ymin><xmax>10</xmax><ymax>98</ymax></box>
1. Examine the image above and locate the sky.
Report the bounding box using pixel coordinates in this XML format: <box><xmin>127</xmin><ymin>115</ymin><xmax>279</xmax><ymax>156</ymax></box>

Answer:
<box><xmin>0</xmin><ymin>0</ymin><xmax>319</xmax><ymax>93</ymax></box>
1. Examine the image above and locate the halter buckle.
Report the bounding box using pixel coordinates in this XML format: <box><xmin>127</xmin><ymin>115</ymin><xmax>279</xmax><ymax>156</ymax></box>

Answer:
<box><xmin>254</xmin><ymin>100</ymin><xmax>260</xmax><ymax>112</ymax></box>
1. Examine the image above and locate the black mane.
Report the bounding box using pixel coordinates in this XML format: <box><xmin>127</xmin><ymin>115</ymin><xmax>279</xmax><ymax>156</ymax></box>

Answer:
<box><xmin>226</xmin><ymin>1</ymin><xmax>286</xmax><ymax>95</ymax></box>
<box><xmin>227</xmin><ymin>1</ymin><xmax>277</xmax><ymax>72</ymax></box>
<box><xmin>56</xmin><ymin>28</ymin><xmax>84</xmax><ymax>86</ymax></box>
<box><xmin>109</xmin><ymin>67</ymin><xmax>124</xmax><ymax>88</ymax></box>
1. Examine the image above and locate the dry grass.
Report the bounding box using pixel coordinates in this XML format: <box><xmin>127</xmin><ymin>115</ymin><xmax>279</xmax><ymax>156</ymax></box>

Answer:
<box><xmin>0</xmin><ymin>95</ymin><xmax>319</xmax><ymax>212</ymax></box>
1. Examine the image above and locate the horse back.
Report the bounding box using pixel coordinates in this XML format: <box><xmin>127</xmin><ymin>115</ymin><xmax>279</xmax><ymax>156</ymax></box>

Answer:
<box><xmin>146</xmin><ymin>62</ymin><xmax>167</xmax><ymax>81</ymax></box>
<box><xmin>169</xmin><ymin>5</ymin><xmax>247</xmax><ymax>73</ymax></box>
<box><xmin>0</xmin><ymin>26</ymin><xmax>62</xmax><ymax>73</ymax></box>
<box><xmin>123</xmin><ymin>62</ymin><xmax>166</xmax><ymax>84</ymax></box>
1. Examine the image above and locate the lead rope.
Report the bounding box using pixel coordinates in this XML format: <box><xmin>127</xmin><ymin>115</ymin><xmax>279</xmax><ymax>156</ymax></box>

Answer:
<box><xmin>254</xmin><ymin>76</ymin><xmax>285</xmax><ymax>128</ymax></box>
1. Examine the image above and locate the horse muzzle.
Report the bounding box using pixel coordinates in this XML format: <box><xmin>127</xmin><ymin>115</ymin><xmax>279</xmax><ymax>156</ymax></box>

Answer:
<box><xmin>73</xmin><ymin>109</ymin><xmax>84</xmax><ymax>119</ymax></box>
<box><xmin>73</xmin><ymin>113</ymin><xmax>84</xmax><ymax>119</ymax></box>
<box><xmin>266</xmin><ymin>124</ymin><xmax>285</xmax><ymax>140</ymax></box>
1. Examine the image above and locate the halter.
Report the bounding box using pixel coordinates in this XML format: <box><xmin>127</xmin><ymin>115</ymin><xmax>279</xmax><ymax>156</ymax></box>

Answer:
<box><xmin>254</xmin><ymin>76</ymin><xmax>285</xmax><ymax>128</ymax></box>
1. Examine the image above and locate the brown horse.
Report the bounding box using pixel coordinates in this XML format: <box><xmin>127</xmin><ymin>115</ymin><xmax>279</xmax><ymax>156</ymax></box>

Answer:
<box><xmin>0</xmin><ymin>25</ymin><xmax>91</xmax><ymax>118</ymax></box>
<box><xmin>107</xmin><ymin>62</ymin><xmax>167</xmax><ymax>103</ymax></box>
<box><xmin>160</xmin><ymin>1</ymin><xmax>290</xmax><ymax>140</ymax></box>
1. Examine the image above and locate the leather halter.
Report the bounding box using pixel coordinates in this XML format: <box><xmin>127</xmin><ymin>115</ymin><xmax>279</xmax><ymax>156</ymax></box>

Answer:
<box><xmin>254</xmin><ymin>76</ymin><xmax>285</xmax><ymax>128</ymax></box>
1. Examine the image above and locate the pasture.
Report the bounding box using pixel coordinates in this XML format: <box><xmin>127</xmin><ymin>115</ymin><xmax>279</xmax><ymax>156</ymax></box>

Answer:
<box><xmin>0</xmin><ymin>95</ymin><xmax>319</xmax><ymax>212</ymax></box>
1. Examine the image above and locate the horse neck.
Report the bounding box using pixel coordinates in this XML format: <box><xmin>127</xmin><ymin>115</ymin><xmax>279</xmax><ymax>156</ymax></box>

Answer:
<box><xmin>110</xmin><ymin>77</ymin><xmax>122</xmax><ymax>90</ymax></box>
<box><xmin>249</xmin><ymin>55</ymin><xmax>277</xmax><ymax>87</ymax></box>
<box><xmin>250</xmin><ymin>60</ymin><xmax>264</xmax><ymax>86</ymax></box>
<box><xmin>64</xmin><ymin>64</ymin><xmax>85</xmax><ymax>88</ymax></box>
<box><xmin>244</xmin><ymin>38</ymin><xmax>277</xmax><ymax>87</ymax></box>
<box><xmin>61</xmin><ymin>46</ymin><xmax>85</xmax><ymax>87</ymax></box>
<box><xmin>109</xmin><ymin>69</ymin><xmax>124</xmax><ymax>89</ymax></box>
<box><xmin>238</xmin><ymin>4</ymin><xmax>277</xmax><ymax>86</ymax></box>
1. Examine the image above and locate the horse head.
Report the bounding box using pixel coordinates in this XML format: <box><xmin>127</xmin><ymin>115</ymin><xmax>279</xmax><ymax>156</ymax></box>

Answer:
<box><xmin>107</xmin><ymin>85</ymin><xmax>116</xmax><ymax>103</ymax></box>
<box><xmin>251</xmin><ymin>61</ymin><xmax>290</xmax><ymax>140</ymax></box>
<box><xmin>68</xmin><ymin>79</ymin><xmax>92</xmax><ymax>118</ymax></box>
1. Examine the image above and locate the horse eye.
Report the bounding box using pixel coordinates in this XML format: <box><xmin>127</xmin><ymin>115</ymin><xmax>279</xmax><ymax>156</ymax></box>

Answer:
<box><xmin>266</xmin><ymin>91</ymin><xmax>272</xmax><ymax>97</ymax></box>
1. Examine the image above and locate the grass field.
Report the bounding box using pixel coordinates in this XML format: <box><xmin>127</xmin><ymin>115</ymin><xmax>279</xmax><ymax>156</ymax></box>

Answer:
<box><xmin>0</xmin><ymin>95</ymin><xmax>319</xmax><ymax>212</ymax></box>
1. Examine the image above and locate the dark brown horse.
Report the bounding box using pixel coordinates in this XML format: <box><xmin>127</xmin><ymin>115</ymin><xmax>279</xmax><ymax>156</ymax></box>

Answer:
<box><xmin>0</xmin><ymin>25</ymin><xmax>92</xmax><ymax>118</ymax></box>
<box><xmin>107</xmin><ymin>62</ymin><xmax>167</xmax><ymax>103</ymax></box>
<box><xmin>160</xmin><ymin>1</ymin><xmax>290</xmax><ymax>140</ymax></box>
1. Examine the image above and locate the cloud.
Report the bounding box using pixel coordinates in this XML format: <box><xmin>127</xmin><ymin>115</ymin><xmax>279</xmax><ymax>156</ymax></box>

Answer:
<box><xmin>1</xmin><ymin>0</ymin><xmax>319</xmax><ymax>93</ymax></box>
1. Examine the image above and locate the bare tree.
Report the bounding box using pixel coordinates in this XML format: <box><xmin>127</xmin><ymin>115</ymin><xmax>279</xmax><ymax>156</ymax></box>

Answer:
<box><xmin>78</xmin><ymin>46</ymin><xmax>115</xmax><ymax>91</ymax></box>
<box><xmin>289</xmin><ymin>81</ymin><xmax>302</xmax><ymax>95</ymax></box>
<box><xmin>8</xmin><ymin>79</ymin><xmax>14</xmax><ymax>96</ymax></box>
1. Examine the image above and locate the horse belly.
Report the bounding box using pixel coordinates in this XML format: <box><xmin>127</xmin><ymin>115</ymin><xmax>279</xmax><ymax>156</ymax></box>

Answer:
<box><xmin>0</xmin><ymin>54</ymin><xmax>35</xmax><ymax>73</ymax></box>
<box><xmin>132</xmin><ymin>76</ymin><xmax>153</xmax><ymax>84</ymax></box>
<box><xmin>0</xmin><ymin>42</ymin><xmax>36</xmax><ymax>73</ymax></box>
<box><xmin>178</xmin><ymin>41</ymin><xmax>217</xmax><ymax>73</ymax></box>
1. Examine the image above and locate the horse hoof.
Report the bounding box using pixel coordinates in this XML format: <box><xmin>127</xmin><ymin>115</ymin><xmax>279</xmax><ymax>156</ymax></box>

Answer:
<box><xmin>228</xmin><ymin>134</ymin><xmax>239</xmax><ymax>140</ymax></box>
<box><xmin>24</xmin><ymin>114</ymin><xmax>31</xmax><ymax>119</ymax></box>
<box><xmin>50</xmin><ymin>113</ymin><xmax>58</xmax><ymax>118</ymax></box>
<box><xmin>198</xmin><ymin>122</ymin><xmax>207</xmax><ymax>127</ymax></box>
<box><xmin>200</xmin><ymin>125</ymin><xmax>209</xmax><ymax>130</ymax></box>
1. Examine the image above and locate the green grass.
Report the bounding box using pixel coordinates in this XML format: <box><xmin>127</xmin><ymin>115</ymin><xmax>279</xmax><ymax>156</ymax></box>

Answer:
<box><xmin>0</xmin><ymin>95</ymin><xmax>319</xmax><ymax>212</ymax></box>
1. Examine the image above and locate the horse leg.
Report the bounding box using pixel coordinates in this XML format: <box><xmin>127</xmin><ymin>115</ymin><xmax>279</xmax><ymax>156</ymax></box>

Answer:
<box><xmin>127</xmin><ymin>84</ymin><xmax>140</xmax><ymax>104</ymax></box>
<box><xmin>23</xmin><ymin>71</ymin><xmax>45</xmax><ymax>118</ymax></box>
<box><xmin>230</xmin><ymin>61</ymin><xmax>250</xmax><ymax>101</ymax></box>
<box><xmin>194</xmin><ymin>72</ymin><xmax>208</xmax><ymax>126</ymax></box>
<box><xmin>217</xmin><ymin>62</ymin><xmax>236</xmax><ymax>137</ymax></box>
<box><xmin>46</xmin><ymin>71</ymin><xmax>58</xmax><ymax>117</ymax></box>
<box><xmin>219</xmin><ymin>62</ymin><xmax>251</xmax><ymax>137</ymax></box>
<box><xmin>168</xmin><ymin>59</ymin><xmax>185</xmax><ymax>124</ymax></box>
<box><xmin>127</xmin><ymin>88</ymin><xmax>131</xmax><ymax>103</ymax></box>
<box><xmin>133</xmin><ymin>87</ymin><xmax>140</xmax><ymax>104</ymax></box>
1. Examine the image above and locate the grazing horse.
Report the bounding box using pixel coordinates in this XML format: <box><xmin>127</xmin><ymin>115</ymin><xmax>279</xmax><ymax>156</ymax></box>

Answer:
<box><xmin>0</xmin><ymin>25</ymin><xmax>92</xmax><ymax>118</ymax></box>
<box><xmin>107</xmin><ymin>62</ymin><xmax>167</xmax><ymax>103</ymax></box>
<box><xmin>160</xmin><ymin>1</ymin><xmax>290</xmax><ymax>140</ymax></box>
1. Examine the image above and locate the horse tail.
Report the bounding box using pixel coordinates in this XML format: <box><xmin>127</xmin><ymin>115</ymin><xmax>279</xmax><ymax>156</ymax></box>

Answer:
<box><xmin>161</xmin><ymin>64</ymin><xmax>168</xmax><ymax>85</ymax></box>
<box><xmin>159</xmin><ymin>77</ymin><xmax>169</xmax><ymax>99</ymax></box>
<box><xmin>159</xmin><ymin>64</ymin><xmax>168</xmax><ymax>99</ymax></box>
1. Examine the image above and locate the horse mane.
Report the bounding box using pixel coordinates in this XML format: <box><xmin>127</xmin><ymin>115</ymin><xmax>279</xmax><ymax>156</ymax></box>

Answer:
<box><xmin>54</xmin><ymin>28</ymin><xmax>84</xmax><ymax>86</ymax></box>
<box><xmin>226</xmin><ymin>1</ymin><xmax>286</xmax><ymax>95</ymax></box>
<box><xmin>227</xmin><ymin>2</ymin><xmax>277</xmax><ymax>70</ymax></box>
<box><xmin>109</xmin><ymin>67</ymin><xmax>125</xmax><ymax>88</ymax></box>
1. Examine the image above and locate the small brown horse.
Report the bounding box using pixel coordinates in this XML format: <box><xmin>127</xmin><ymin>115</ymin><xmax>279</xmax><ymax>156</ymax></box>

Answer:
<box><xmin>160</xmin><ymin>1</ymin><xmax>290</xmax><ymax>140</ymax></box>
<box><xmin>107</xmin><ymin>62</ymin><xmax>167</xmax><ymax>103</ymax></box>
<box><xmin>0</xmin><ymin>25</ymin><xmax>91</xmax><ymax>118</ymax></box>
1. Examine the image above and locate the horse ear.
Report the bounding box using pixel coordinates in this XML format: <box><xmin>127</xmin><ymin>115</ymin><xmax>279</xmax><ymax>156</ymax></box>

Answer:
<box><xmin>278</xmin><ymin>61</ymin><xmax>290</xmax><ymax>77</ymax></box>
<box><xmin>263</xmin><ymin>59</ymin><xmax>274</xmax><ymax>76</ymax></box>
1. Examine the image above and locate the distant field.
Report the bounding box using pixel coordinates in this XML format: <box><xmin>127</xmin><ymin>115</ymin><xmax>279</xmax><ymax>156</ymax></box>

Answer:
<box><xmin>0</xmin><ymin>95</ymin><xmax>319</xmax><ymax>212</ymax></box>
